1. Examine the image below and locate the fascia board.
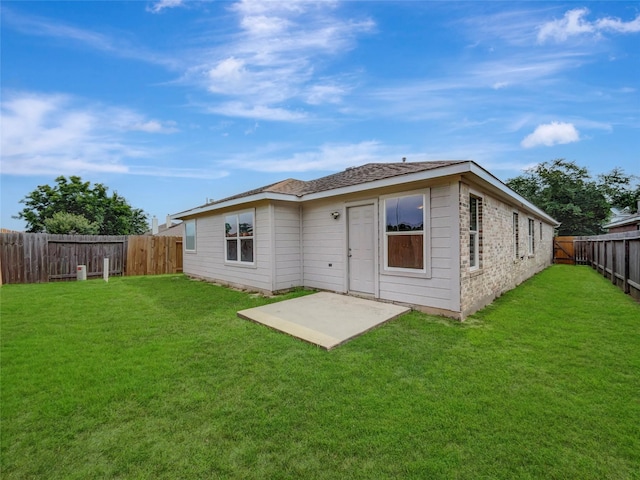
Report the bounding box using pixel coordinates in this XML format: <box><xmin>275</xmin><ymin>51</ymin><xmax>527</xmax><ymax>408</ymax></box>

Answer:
<box><xmin>172</xmin><ymin>192</ymin><xmax>298</xmax><ymax>219</ymax></box>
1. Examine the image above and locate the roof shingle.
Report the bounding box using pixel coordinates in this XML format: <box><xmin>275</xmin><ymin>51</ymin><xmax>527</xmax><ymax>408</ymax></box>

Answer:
<box><xmin>210</xmin><ymin>161</ymin><xmax>466</xmax><ymax>206</ymax></box>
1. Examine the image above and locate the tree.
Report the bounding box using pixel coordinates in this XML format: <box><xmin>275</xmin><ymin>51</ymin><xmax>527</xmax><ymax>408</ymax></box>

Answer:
<box><xmin>14</xmin><ymin>176</ymin><xmax>149</xmax><ymax>235</ymax></box>
<box><xmin>43</xmin><ymin>212</ymin><xmax>99</xmax><ymax>235</ymax></box>
<box><xmin>597</xmin><ymin>168</ymin><xmax>640</xmax><ymax>212</ymax></box>
<box><xmin>506</xmin><ymin>159</ymin><xmax>609</xmax><ymax>236</ymax></box>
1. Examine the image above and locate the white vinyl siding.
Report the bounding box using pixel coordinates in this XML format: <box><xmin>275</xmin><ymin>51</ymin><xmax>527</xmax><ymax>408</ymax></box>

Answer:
<box><xmin>182</xmin><ymin>205</ymin><xmax>272</xmax><ymax>291</ymax></box>
<box><xmin>302</xmin><ymin>199</ymin><xmax>346</xmax><ymax>292</ymax></box>
<box><xmin>300</xmin><ymin>185</ymin><xmax>455</xmax><ymax>311</ymax></box>
<box><xmin>378</xmin><ymin>184</ymin><xmax>454</xmax><ymax>312</ymax></box>
<box><xmin>273</xmin><ymin>203</ymin><xmax>302</xmax><ymax>290</ymax></box>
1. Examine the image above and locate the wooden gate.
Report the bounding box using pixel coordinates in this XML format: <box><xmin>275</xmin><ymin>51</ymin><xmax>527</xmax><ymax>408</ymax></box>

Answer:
<box><xmin>125</xmin><ymin>236</ymin><xmax>183</xmax><ymax>276</ymax></box>
<box><xmin>554</xmin><ymin>236</ymin><xmax>575</xmax><ymax>264</ymax></box>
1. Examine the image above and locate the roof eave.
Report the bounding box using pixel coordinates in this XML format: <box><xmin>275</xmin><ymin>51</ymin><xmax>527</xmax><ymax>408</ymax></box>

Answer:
<box><xmin>603</xmin><ymin>215</ymin><xmax>640</xmax><ymax>228</ymax></box>
<box><xmin>467</xmin><ymin>163</ymin><xmax>561</xmax><ymax>227</ymax></box>
<box><xmin>172</xmin><ymin>192</ymin><xmax>299</xmax><ymax>219</ymax></box>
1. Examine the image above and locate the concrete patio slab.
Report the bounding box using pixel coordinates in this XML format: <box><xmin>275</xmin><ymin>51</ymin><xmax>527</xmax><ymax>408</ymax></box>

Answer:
<box><xmin>237</xmin><ymin>292</ymin><xmax>410</xmax><ymax>349</ymax></box>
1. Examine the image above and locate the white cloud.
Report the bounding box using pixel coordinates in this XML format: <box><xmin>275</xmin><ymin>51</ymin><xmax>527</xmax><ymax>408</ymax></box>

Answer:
<box><xmin>220</xmin><ymin>141</ymin><xmax>392</xmax><ymax>172</ymax></box>
<box><xmin>492</xmin><ymin>82</ymin><xmax>510</xmax><ymax>90</ymax></box>
<box><xmin>147</xmin><ymin>0</ymin><xmax>185</xmax><ymax>14</ymax></box>
<box><xmin>472</xmin><ymin>53</ymin><xmax>587</xmax><ymax>88</ymax></box>
<box><xmin>130</xmin><ymin>120</ymin><xmax>179</xmax><ymax>133</ymax></box>
<box><xmin>186</xmin><ymin>0</ymin><xmax>374</xmax><ymax>120</ymax></box>
<box><xmin>2</xmin><ymin>7</ymin><xmax>178</xmax><ymax>68</ymax></box>
<box><xmin>208</xmin><ymin>102</ymin><xmax>307</xmax><ymax>122</ymax></box>
<box><xmin>538</xmin><ymin>8</ymin><xmax>640</xmax><ymax>43</ymax></box>
<box><xmin>596</xmin><ymin>15</ymin><xmax>640</xmax><ymax>34</ymax></box>
<box><xmin>459</xmin><ymin>8</ymin><xmax>545</xmax><ymax>46</ymax></box>
<box><xmin>306</xmin><ymin>84</ymin><xmax>346</xmax><ymax>105</ymax></box>
<box><xmin>0</xmin><ymin>91</ymin><xmax>205</xmax><ymax>177</ymax></box>
<box><xmin>521</xmin><ymin>122</ymin><xmax>580</xmax><ymax>148</ymax></box>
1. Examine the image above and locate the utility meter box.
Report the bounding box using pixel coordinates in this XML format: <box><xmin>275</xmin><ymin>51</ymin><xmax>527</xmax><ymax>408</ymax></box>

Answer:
<box><xmin>77</xmin><ymin>265</ymin><xmax>87</xmax><ymax>281</ymax></box>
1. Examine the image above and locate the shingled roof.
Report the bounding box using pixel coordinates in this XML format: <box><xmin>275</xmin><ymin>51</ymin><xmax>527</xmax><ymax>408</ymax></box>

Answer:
<box><xmin>174</xmin><ymin>160</ymin><xmax>560</xmax><ymax>226</ymax></box>
<box><xmin>211</xmin><ymin>161</ymin><xmax>466</xmax><ymax>205</ymax></box>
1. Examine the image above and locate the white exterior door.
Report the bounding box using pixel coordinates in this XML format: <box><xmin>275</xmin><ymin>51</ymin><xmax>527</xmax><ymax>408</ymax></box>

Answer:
<box><xmin>347</xmin><ymin>204</ymin><xmax>376</xmax><ymax>294</ymax></box>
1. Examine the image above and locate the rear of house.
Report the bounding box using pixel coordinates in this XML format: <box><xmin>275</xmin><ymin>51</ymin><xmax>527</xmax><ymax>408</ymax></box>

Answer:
<box><xmin>174</xmin><ymin>161</ymin><xmax>558</xmax><ymax>319</ymax></box>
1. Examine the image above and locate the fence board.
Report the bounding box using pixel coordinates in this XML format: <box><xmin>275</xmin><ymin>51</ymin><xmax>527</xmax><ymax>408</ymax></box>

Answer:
<box><xmin>1</xmin><ymin>233</ymin><xmax>25</xmax><ymax>284</ymax></box>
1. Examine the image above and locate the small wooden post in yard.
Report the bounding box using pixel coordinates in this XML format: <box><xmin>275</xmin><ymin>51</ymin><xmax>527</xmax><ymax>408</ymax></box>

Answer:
<box><xmin>103</xmin><ymin>258</ymin><xmax>109</xmax><ymax>282</ymax></box>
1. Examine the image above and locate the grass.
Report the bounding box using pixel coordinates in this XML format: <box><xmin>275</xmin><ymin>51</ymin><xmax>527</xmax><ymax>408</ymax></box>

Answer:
<box><xmin>1</xmin><ymin>266</ymin><xmax>639</xmax><ymax>479</ymax></box>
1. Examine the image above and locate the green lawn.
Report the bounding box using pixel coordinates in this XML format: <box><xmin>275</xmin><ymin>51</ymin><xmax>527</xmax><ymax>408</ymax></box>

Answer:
<box><xmin>1</xmin><ymin>265</ymin><xmax>639</xmax><ymax>479</ymax></box>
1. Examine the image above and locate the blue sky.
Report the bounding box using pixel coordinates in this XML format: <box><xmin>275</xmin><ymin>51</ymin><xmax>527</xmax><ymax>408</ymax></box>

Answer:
<box><xmin>1</xmin><ymin>0</ymin><xmax>639</xmax><ymax>231</ymax></box>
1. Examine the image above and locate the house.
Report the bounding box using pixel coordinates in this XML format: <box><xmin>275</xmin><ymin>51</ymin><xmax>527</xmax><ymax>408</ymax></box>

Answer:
<box><xmin>603</xmin><ymin>204</ymin><xmax>640</xmax><ymax>233</ymax></box>
<box><xmin>150</xmin><ymin>215</ymin><xmax>185</xmax><ymax>237</ymax></box>
<box><xmin>172</xmin><ymin>161</ymin><xmax>559</xmax><ymax>319</ymax></box>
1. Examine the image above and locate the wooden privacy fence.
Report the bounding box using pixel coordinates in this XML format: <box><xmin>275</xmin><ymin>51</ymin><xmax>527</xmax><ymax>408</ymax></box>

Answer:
<box><xmin>126</xmin><ymin>235</ymin><xmax>183</xmax><ymax>276</ymax></box>
<box><xmin>573</xmin><ymin>231</ymin><xmax>640</xmax><ymax>301</ymax></box>
<box><xmin>0</xmin><ymin>233</ymin><xmax>183</xmax><ymax>285</ymax></box>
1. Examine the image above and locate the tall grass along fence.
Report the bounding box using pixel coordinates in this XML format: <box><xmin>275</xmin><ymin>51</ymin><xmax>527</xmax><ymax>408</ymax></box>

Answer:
<box><xmin>573</xmin><ymin>231</ymin><xmax>640</xmax><ymax>301</ymax></box>
<box><xmin>0</xmin><ymin>233</ymin><xmax>183</xmax><ymax>285</ymax></box>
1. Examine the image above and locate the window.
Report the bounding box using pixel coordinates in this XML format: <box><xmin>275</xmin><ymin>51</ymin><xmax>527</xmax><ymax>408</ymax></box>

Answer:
<box><xmin>469</xmin><ymin>195</ymin><xmax>481</xmax><ymax>270</ymax></box>
<box><xmin>185</xmin><ymin>219</ymin><xmax>196</xmax><ymax>252</ymax></box>
<box><xmin>225</xmin><ymin>210</ymin><xmax>254</xmax><ymax>264</ymax></box>
<box><xmin>384</xmin><ymin>193</ymin><xmax>426</xmax><ymax>271</ymax></box>
<box><xmin>528</xmin><ymin>219</ymin><xmax>535</xmax><ymax>255</ymax></box>
<box><xmin>513</xmin><ymin>213</ymin><xmax>519</xmax><ymax>258</ymax></box>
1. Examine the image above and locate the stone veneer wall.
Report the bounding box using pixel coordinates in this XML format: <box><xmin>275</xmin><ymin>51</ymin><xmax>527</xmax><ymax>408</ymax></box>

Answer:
<box><xmin>459</xmin><ymin>182</ymin><xmax>554</xmax><ymax>318</ymax></box>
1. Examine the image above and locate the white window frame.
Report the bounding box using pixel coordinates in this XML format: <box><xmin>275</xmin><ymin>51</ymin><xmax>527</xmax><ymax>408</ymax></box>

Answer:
<box><xmin>513</xmin><ymin>212</ymin><xmax>520</xmax><ymax>259</ymax></box>
<box><xmin>528</xmin><ymin>218</ymin><xmax>535</xmax><ymax>255</ymax></box>
<box><xmin>224</xmin><ymin>209</ymin><xmax>256</xmax><ymax>266</ymax></box>
<box><xmin>469</xmin><ymin>195</ymin><xmax>481</xmax><ymax>271</ymax></box>
<box><xmin>539</xmin><ymin>221</ymin><xmax>543</xmax><ymax>241</ymax></box>
<box><xmin>185</xmin><ymin>219</ymin><xmax>196</xmax><ymax>252</ymax></box>
<box><xmin>382</xmin><ymin>190</ymin><xmax>429</xmax><ymax>275</ymax></box>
